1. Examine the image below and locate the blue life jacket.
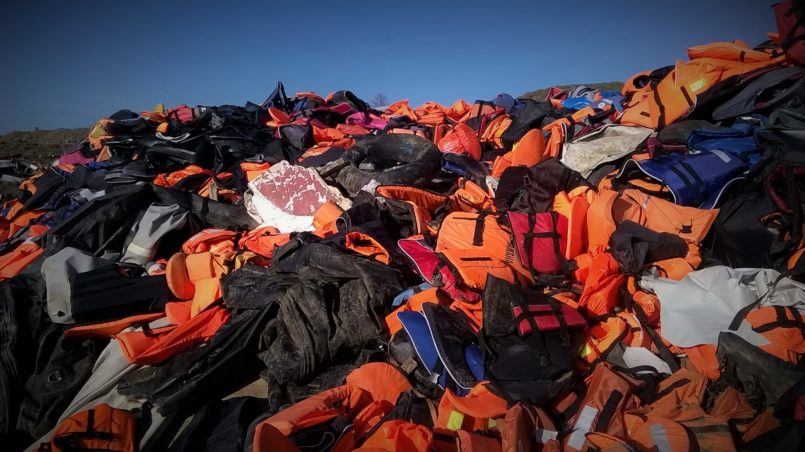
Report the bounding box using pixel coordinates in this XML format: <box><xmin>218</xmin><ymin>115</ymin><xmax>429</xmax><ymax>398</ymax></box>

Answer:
<box><xmin>391</xmin><ymin>283</ymin><xmax>432</xmax><ymax>307</ymax></box>
<box><xmin>618</xmin><ymin>150</ymin><xmax>747</xmax><ymax>209</ymax></box>
<box><xmin>687</xmin><ymin>120</ymin><xmax>764</xmax><ymax>166</ymax></box>
<box><xmin>562</xmin><ymin>97</ymin><xmax>593</xmax><ymax>110</ymax></box>
<box><xmin>441</xmin><ymin>158</ymin><xmax>469</xmax><ymax>178</ymax></box>
<box><xmin>397</xmin><ymin>309</ymin><xmax>484</xmax><ymax>394</ymax></box>
<box><xmin>398</xmin><ymin>311</ymin><xmax>452</xmax><ymax>390</ymax></box>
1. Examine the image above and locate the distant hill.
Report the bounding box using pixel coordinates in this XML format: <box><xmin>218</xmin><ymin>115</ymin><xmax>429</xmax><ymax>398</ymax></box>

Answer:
<box><xmin>520</xmin><ymin>81</ymin><xmax>623</xmax><ymax>102</ymax></box>
<box><xmin>0</xmin><ymin>128</ymin><xmax>89</xmax><ymax>164</ymax></box>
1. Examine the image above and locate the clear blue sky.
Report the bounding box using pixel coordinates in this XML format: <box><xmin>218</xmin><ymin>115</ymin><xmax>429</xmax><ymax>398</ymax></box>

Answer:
<box><xmin>0</xmin><ymin>0</ymin><xmax>776</xmax><ymax>133</ymax></box>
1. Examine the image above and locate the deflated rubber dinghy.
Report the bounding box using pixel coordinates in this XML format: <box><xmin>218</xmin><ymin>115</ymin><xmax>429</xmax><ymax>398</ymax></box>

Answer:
<box><xmin>334</xmin><ymin>134</ymin><xmax>442</xmax><ymax>196</ymax></box>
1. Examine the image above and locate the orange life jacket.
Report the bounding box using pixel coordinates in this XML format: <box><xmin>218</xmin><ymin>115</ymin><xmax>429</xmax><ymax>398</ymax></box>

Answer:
<box><xmin>686</xmin><ymin>40</ymin><xmax>780</xmax><ymax>63</ymax></box>
<box><xmin>114</xmin><ymin>303</ymin><xmax>229</xmax><ymax>365</ymax></box>
<box><xmin>182</xmin><ymin>228</ymin><xmax>238</xmax><ymax>254</ymax></box>
<box><xmin>0</xmin><ymin>241</ymin><xmax>44</xmax><ymax>281</ymax></box>
<box><xmin>542</xmin><ymin>118</ymin><xmax>572</xmax><ymax>162</ymax></box>
<box><xmin>708</xmin><ymin>386</ymin><xmax>756</xmax><ymax>436</ymax></box>
<box><xmin>435</xmin><ymin>212</ymin><xmax>531</xmax><ymax>291</ymax></box>
<box><xmin>388</xmin><ymin>128</ymin><xmax>428</xmax><ymax>138</ymax></box>
<box><xmin>312</xmin><ymin>201</ymin><xmax>344</xmax><ymax>235</ymax></box>
<box><xmin>450</xmin><ymin>179</ymin><xmax>494</xmax><ymax>213</ymax></box>
<box><xmin>458</xmin><ymin>102</ymin><xmax>496</xmax><ymax>127</ymax></box>
<box><xmin>435</xmin><ymin>385</ymin><xmax>508</xmax><ymax>433</ymax></box>
<box><xmin>438</xmin><ymin>123</ymin><xmax>482</xmax><ymax>160</ymax></box>
<box><xmin>586</xmin><ymin>189</ymin><xmax>718</xmax><ymax>250</ymax></box>
<box><xmin>415</xmin><ymin>101</ymin><xmax>448</xmax><ymax>126</ymax></box>
<box><xmin>620</xmin><ymin>49</ymin><xmax>782</xmax><ymax>129</ymax></box>
<box><xmin>501</xmin><ymin>403</ymin><xmax>561</xmax><ymax>452</ymax></box>
<box><xmin>622</xmin><ymin>69</ymin><xmax>659</xmax><ymax>96</ymax></box>
<box><xmin>553</xmin><ymin>189</ymin><xmax>593</xmax><ymax>260</ymax></box>
<box><xmin>354</xmin><ymin>420</ymin><xmax>433</xmax><ymax>452</ymax></box>
<box><xmin>153</xmin><ymin>165</ymin><xmax>213</xmax><ymax>188</ymax></box>
<box><xmin>742</xmin><ymin>305</ymin><xmax>805</xmax><ymax>364</ymax></box>
<box><xmin>681</xmin><ymin>344</ymin><xmax>721</xmax><ymax>380</ymax></box>
<box><xmin>266</xmin><ymin>106</ymin><xmax>292</xmax><ymax>127</ymax></box>
<box><xmin>447</xmin><ymin>99</ymin><xmax>472</xmax><ymax>122</ymax></box>
<box><xmin>454</xmin><ymin>431</ymin><xmax>502</xmax><ymax>452</ymax></box>
<box><xmin>582</xmin><ymin>315</ymin><xmax>629</xmax><ymax>364</ymax></box>
<box><xmin>376</xmin><ymin>185</ymin><xmax>452</xmax><ymax>236</ymax></box>
<box><xmin>628</xmin><ymin>404</ymin><xmax>737</xmax><ymax>452</ymax></box>
<box><xmin>344</xmin><ymin>231</ymin><xmax>391</xmax><ymax>265</ymax></box>
<box><xmin>240</xmin><ymin>162</ymin><xmax>271</xmax><ymax>182</ymax></box>
<box><xmin>385</xmin><ymin>287</ymin><xmax>453</xmax><ymax>335</ymax></box>
<box><xmin>312</xmin><ymin>124</ymin><xmax>347</xmax><ymax>144</ymax></box>
<box><xmin>490</xmin><ymin>128</ymin><xmax>548</xmax><ymax>178</ymax></box>
<box><xmin>237</xmin><ymin>226</ymin><xmax>292</xmax><ymax>261</ymax></box>
<box><xmin>6</xmin><ymin>208</ymin><xmax>46</xmax><ymax>238</ymax></box>
<box><xmin>559</xmin><ymin>364</ymin><xmax>642</xmax><ymax>451</ymax></box>
<box><xmin>383</xmin><ymin>100</ymin><xmax>418</xmax><ymax>121</ymax></box>
<box><xmin>42</xmin><ymin>404</ymin><xmax>135</xmax><ymax>452</ymax></box>
<box><xmin>64</xmin><ymin>312</ymin><xmax>166</xmax><ymax>338</ymax></box>
<box><xmin>479</xmin><ymin>115</ymin><xmax>512</xmax><ymax>149</ymax></box>
<box><xmin>641</xmin><ymin>368</ymin><xmax>709</xmax><ymax>419</ymax></box>
<box><xmin>580</xmin><ymin>432</ymin><xmax>635</xmax><ymax>451</ymax></box>
<box><xmin>736</xmin><ymin>409</ymin><xmax>781</xmax><ymax>444</ymax></box>
<box><xmin>253</xmin><ymin>363</ymin><xmax>412</xmax><ymax>452</ymax></box>
<box><xmin>578</xmin><ymin>252</ymin><xmax>625</xmax><ymax>316</ymax></box>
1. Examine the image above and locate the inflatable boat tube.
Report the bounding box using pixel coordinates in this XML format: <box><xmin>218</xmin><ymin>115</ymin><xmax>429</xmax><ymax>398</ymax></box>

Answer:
<box><xmin>335</xmin><ymin>134</ymin><xmax>442</xmax><ymax>196</ymax></box>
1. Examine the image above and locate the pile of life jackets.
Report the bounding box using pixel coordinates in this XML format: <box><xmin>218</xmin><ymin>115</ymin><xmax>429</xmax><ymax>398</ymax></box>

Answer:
<box><xmin>2</xmin><ymin>4</ymin><xmax>805</xmax><ymax>451</ymax></box>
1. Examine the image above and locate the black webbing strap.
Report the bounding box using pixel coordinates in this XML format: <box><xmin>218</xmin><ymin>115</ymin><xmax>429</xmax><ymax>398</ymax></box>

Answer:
<box><xmin>654</xmin><ymin>378</ymin><xmax>692</xmax><ymax>401</ymax></box>
<box><xmin>52</xmin><ymin>408</ymin><xmax>117</xmax><ymax>451</ymax></box>
<box><xmin>651</xmin><ymin>81</ymin><xmax>667</xmax><ymax>129</ymax></box>
<box><xmin>685</xmin><ymin>424</ymin><xmax>732</xmax><ymax>434</ymax></box>
<box><xmin>680</xmin><ymin>85</ymin><xmax>694</xmax><ymax>107</ymax></box>
<box><xmin>594</xmin><ymin>390</ymin><xmax>624</xmax><ymax>433</ymax></box>
<box><xmin>725</xmin><ymin>265</ymin><xmax>805</xmax><ymax>332</ymax></box>
<box><xmin>508</xmin><ymin>285</ymin><xmax>550</xmax><ymax>365</ymax></box>
<box><xmin>786</xmin><ymin>165</ymin><xmax>803</xmax><ymax>256</ymax></box>
<box><xmin>550</xmin><ymin>211</ymin><xmax>575</xmax><ymax>276</ymax></box>
<box><xmin>523</xmin><ymin>211</ymin><xmax>538</xmax><ymax>269</ymax></box>
<box><xmin>547</xmin><ymin>295</ymin><xmax>572</xmax><ymax>347</ymax></box>
<box><xmin>630</xmin><ymin>298</ymin><xmax>681</xmax><ymax>372</ymax></box>
<box><xmin>472</xmin><ymin>212</ymin><xmax>489</xmax><ymax>246</ymax></box>
<box><xmin>558</xmin><ymin>384</ymin><xmax>589</xmax><ymax>425</ymax></box>
<box><xmin>86</xmin><ymin>408</ymin><xmax>95</xmax><ymax>434</ymax></box>
<box><xmin>783</xmin><ymin>5</ymin><xmax>805</xmax><ymax>48</ymax></box>
<box><xmin>752</xmin><ymin>306</ymin><xmax>805</xmax><ymax>338</ymax></box>
<box><xmin>521</xmin><ymin>211</ymin><xmax>572</xmax><ymax>277</ymax></box>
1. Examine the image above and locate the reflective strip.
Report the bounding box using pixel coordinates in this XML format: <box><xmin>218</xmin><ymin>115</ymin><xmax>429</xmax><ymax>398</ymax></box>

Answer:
<box><xmin>709</xmin><ymin>149</ymin><xmax>732</xmax><ymax>163</ymax></box>
<box><xmin>567</xmin><ymin>405</ymin><xmax>598</xmax><ymax>450</ymax></box>
<box><xmin>125</xmin><ymin>242</ymin><xmax>153</xmax><ymax>258</ymax></box>
<box><xmin>689</xmin><ymin>78</ymin><xmax>706</xmax><ymax>93</ymax></box>
<box><xmin>145</xmin><ymin>262</ymin><xmax>164</xmax><ymax>275</ymax></box>
<box><xmin>488</xmin><ymin>418</ymin><xmax>497</xmax><ymax>429</ymax></box>
<box><xmin>735</xmin><ymin>319</ymin><xmax>771</xmax><ymax>347</ymax></box>
<box><xmin>536</xmin><ymin>427</ymin><xmax>558</xmax><ymax>444</ymax></box>
<box><xmin>447</xmin><ymin>410</ymin><xmax>464</xmax><ymax>431</ymax></box>
<box><xmin>650</xmin><ymin>423</ymin><xmax>673</xmax><ymax>452</ymax></box>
